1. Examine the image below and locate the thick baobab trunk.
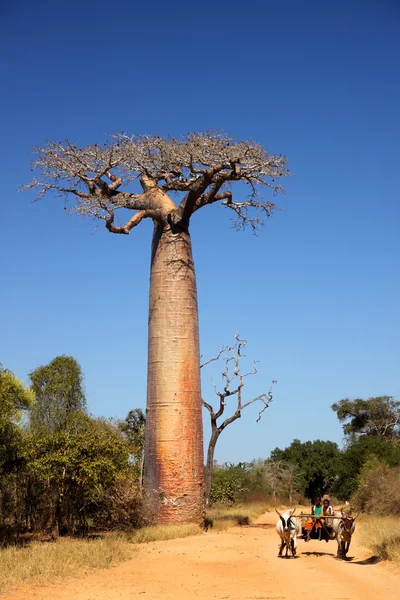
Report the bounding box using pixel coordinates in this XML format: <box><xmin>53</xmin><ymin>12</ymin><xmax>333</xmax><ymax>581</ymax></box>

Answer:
<box><xmin>144</xmin><ymin>222</ymin><xmax>204</xmax><ymax>524</ymax></box>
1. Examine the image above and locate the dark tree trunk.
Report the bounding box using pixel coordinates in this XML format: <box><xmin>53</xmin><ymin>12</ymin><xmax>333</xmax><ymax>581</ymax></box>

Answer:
<box><xmin>204</xmin><ymin>426</ymin><xmax>220</xmax><ymax>507</ymax></box>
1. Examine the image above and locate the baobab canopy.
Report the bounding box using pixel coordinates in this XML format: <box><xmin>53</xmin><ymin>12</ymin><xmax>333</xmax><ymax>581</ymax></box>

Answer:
<box><xmin>24</xmin><ymin>131</ymin><xmax>289</xmax><ymax>232</ymax></box>
<box><xmin>24</xmin><ymin>131</ymin><xmax>289</xmax><ymax>525</ymax></box>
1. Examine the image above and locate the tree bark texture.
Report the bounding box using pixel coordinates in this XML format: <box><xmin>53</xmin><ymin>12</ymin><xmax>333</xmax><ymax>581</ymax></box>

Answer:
<box><xmin>204</xmin><ymin>427</ymin><xmax>219</xmax><ymax>507</ymax></box>
<box><xmin>144</xmin><ymin>223</ymin><xmax>204</xmax><ymax>524</ymax></box>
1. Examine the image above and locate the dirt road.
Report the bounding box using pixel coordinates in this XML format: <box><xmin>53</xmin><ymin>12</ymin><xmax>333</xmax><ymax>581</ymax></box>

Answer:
<box><xmin>4</xmin><ymin>511</ymin><xmax>399</xmax><ymax>600</ymax></box>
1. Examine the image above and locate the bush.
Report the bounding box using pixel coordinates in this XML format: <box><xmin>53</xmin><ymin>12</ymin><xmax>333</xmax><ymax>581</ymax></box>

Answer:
<box><xmin>332</xmin><ymin>437</ymin><xmax>400</xmax><ymax>500</ymax></box>
<box><xmin>210</xmin><ymin>465</ymin><xmax>251</xmax><ymax>505</ymax></box>
<box><xmin>352</xmin><ymin>459</ymin><xmax>400</xmax><ymax>515</ymax></box>
<box><xmin>92</xmin><ymin>478</ymin><xmax>153</xmax><ymax>530</ymax></box>
<box><xmin>209</xmin><ymin>461</ymin><xmax>303</xmax><ymax>506</ymax></box>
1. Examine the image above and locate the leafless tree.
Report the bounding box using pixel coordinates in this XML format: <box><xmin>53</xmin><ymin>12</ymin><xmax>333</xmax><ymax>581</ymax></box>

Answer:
<box><xmin>279</xmin><ymin>462</ymin><xmax>301</xmax><ymax>505</ymax></box>
<box><xmin>263</xmin><ymin>460</ymin><xmax>301</xmax><ymax>504</ymax></box>
<box><xmin>201</xmin><ymin>334</ymin><xmax>275</xmax><ymax>506</ymax></box>
<box><xmin>23</xmin><ymin>132</ymin><xmax>288</xmax><ymax>524</ymax></box>
<box><xmin>263</xmin><ymin>460</ymin><xmax>286</xmax><ymax>500</ymax></box>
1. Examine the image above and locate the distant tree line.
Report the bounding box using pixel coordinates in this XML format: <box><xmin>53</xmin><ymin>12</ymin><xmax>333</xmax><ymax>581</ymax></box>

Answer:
<box><xmin>208</xmin><ymin>396</ymin><xmax>400</xmax><ymax>511</ymax></box>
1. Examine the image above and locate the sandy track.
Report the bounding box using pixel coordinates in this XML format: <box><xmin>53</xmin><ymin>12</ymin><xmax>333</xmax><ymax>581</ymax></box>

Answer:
<box><xmin>3</xmin><ymin>511</ymin><xmax>399</xmax><ymax>600</ymax></box>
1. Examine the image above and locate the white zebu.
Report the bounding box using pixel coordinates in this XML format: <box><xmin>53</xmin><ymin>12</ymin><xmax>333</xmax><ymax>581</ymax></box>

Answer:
<box><xmin>275</xmin><ymin>508</ymin><xmax>299</xmax><ymax>558</ymax></box>
<box><xmin>332</xmin><ymin>510</ymin><xmax>358</xmax><ymax>558</ymax></box>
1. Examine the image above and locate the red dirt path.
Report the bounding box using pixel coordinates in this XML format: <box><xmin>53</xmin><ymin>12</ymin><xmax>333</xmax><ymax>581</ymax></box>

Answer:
<box><xmin>4</xmin><ymin>510</ymin><xmax>399</xmax><ymax>600</ymax></box>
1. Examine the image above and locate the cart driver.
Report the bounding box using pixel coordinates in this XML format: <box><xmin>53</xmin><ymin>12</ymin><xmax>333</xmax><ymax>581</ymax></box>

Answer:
<box><xmin>304</xmin><ymin>497</ymin><xmax>323</xmax><ymax>540</ymax></box>
<box><xmin>312</xmin><ymin>496</ymin><xmax>323</xmax><ymax>516</ymax></box>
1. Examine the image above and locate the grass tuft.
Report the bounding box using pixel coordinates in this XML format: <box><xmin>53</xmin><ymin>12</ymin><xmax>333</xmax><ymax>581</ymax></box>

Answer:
<box><xmin>359</xmin><ymin>515</ymin><xmax>400</xmax><ymax>562</ymax></box>
<box><xmin>0</xmin><ymin>535</ymin><xmax>134</xmax><ymax>593</ymax></box>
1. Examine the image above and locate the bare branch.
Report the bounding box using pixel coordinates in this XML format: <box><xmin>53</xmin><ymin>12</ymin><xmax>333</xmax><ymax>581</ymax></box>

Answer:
<box><xmin>202</xmin><ymin>399</ymin><xmax>215</xmax><ymax>416</ymax></box>
<box><xmin>219</xmin><ymin>410</ymin><xmax>241</xmax><ymax>431</ymax></box>
<box><xmin>200</xmin><ymin>345</ymin><xmax>228</xmax><ymax>369</ymax></box>
<box><xmin>221</xmin><ymin>196</ymin><xmax>278</xmax><ymax>233</ymax></box>
<box><xmin>202</xmin><ymin>334</ymin><xmax>275</xmax><ymax>425</ymax></box>
<box><xmin>105</xmin><ymin>209</ymin><xmax>163</xmax><ymax>235</ymax></box>
<box><xmin>22</xmin><ymin>131</ymin><xmax>289</xmax><ymax>232</ymax></box>
<box><xmin>215</xmin><ymin>391</ymin><xmax>228</xmax><ymax>421</ymax></box>
<box><xmin>202</xmin><ymin>334</ymin><xmax>276</xmax><ymax>506</ymax></box>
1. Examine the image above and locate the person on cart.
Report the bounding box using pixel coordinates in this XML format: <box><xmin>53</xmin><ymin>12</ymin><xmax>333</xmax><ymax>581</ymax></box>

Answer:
<box><xmin>321</xmin><ymin>497</ymin><xmax>334</xmax><ymax>541</ymax></box>
<box><xmin>312</xmin><ymin>497</ymin><xmax>323</xmax><ymax>517</ymax></box>
<box><xmin>304</xmin><ymin>497</ymin><xmax>333</xmax><ymax>541</ymax></box>
<box><xmin>304</xmin><ymin>497</ymin><xmax>322</xmax><ymax>540</ymax></box>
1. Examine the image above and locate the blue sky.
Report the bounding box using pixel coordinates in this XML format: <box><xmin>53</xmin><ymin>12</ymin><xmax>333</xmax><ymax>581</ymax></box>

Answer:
<box><xmin>1</xmin><ymin>0</ymin><xmax>399</xmax><ymax>463</ymax></box>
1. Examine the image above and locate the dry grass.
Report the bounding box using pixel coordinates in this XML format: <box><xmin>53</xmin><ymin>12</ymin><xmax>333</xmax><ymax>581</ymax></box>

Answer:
<box><xmin>359</xmin><ymin>515</ymin><xmax>400</xmax><ymax>562</ymax></box>
<box><xmin>353</xmin><ymin>464</ymin><xmax>400</xmax><ymax>516</ymax></box>
<box><xmin>0</xmin><ymin>534</ymin><xmax>134</xmax><ymax>593</ymax></box>
<box><xmin>0</xmin><ymin>503</ymin><xmax>267</xmax><ymax>593</ymax></box>
<box><xmin>126</xmin><ymin>523</ymin><xmax>202</xmax><ymax>543</ymax></box>
<box><xmin>206</xmin><ymin>501</ymin><xmax>267</xmax><ymax>531</ymax></box>
<box><xmin>0</xmin><ymin>524</ymin><xmax>203</xmax><ymax>593</ymax></box>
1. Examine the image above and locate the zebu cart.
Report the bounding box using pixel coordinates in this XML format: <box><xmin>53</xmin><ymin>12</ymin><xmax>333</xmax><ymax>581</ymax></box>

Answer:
<box><xmin>298</xmin><ymin>512</ymin><xmax>341</xmax><ymax>542</ymax></box>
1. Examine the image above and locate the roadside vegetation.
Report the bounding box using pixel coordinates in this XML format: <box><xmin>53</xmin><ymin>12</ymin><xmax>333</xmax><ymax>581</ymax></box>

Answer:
<box><xmin>206</xmin><ymin>502</ymin><xmax>267</xmax><ymax>530</ymax></box>
<box><xmin>0</xmin><ymin>504</ymin><xmax>267</xmax><ymax>593</ymax></box>
<box><xmin>0</xmin><ymin>535</ymin><xmax>135</xmax><ymax>592</ymax></box>
<box><xmin>1</xmin><ymin>357</ymin><xmax>400</xmax><ymax>593</ymax></box>
<box><xmin>359</xmin><ymin>516</ymin><xmax>400</xmax><ymax>562</ymax></box>
<box><xmin>354</xmin><ymin>460</ymin><xmax>400</xmax><ymax>563</ymax></box>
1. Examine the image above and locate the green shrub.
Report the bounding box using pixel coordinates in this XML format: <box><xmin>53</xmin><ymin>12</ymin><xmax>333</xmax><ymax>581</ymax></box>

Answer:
<box><xmin>210</xmin><ymin>465</ymin><xmax>251</xmax><ymax>505</ymax></box>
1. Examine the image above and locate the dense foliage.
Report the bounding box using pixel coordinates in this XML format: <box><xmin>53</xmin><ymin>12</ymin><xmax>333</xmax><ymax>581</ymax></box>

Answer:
<box><xmin>118</xmin><ymin>409</ymin><xmax>145</xmax><ymax>484</ymax></box>
<box><xmin>0</xmin><ymin>365</ymin><xmax>34</xmax><ymax>476</ymax></box>
<box><xmin>331</xmin><ymin>396</ymin><xmax>400</xmax><ymax>441</ymax></box>
<box><xmin>24</xmin><ymin>413</ymin><xmax>130</xmax><ymax>535</ymax></box>
<box><xmin>0</xmin><ymin>359</ymin><xmax>140</xmax><ymax>543</ymax></box>
<box><xmin>210</xmin><ymin>464</ymin><xmax>253</xmax><ymax>505</ymax></box>
<box><xmin>29</xmin><ymin>356</ymin><xmax>87</xmax><ymax>432</ymax></box>
<box><xmin>270</xmin><ymin>439</ymin><xmax>340</xmax><ymax>499</ymax></box>
<box><xmin>331</xmin><ymin>435</ymin><xmax>400</xmax><ymax>499</ymax></box>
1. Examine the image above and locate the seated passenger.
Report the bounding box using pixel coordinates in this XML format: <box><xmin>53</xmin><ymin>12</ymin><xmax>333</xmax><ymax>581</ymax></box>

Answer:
<box><xmin>304</xmin><ymin>497</ymin><xmax>323</xmax><ymax>540</ymax></box>
<box><xmin>322</xmin><ymin>498</ymin><xmax>334</xmax><ymax>542</ymax></box>
<box><xmin>322</xmin><ymin>498</ymin><xmax>333</xmax><ymax>518</ymax></box>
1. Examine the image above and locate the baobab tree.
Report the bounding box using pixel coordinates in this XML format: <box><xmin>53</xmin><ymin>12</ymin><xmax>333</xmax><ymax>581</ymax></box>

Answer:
<box><xmin>24</xmin><ymin>132</ymin><xmax>289</xmax><ymax>524</ymax></box>
<box><xmin>201</xmin><ymin>334</ymin><xmax>275</xmax><ymax>506</ymax></box>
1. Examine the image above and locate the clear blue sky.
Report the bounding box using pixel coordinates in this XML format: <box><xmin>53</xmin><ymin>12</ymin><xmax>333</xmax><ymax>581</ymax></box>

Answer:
<box><xmin>1</xmin><ymin>0</ymin><xmax>399</xmax><ymax>463</ymax></box>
